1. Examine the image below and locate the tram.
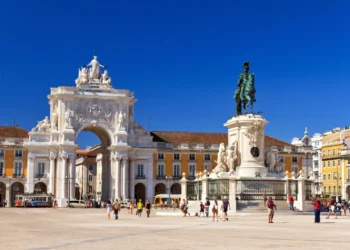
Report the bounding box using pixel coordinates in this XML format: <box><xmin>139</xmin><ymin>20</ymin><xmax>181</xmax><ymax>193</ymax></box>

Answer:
<box><xmin>15</xmin><ymin>194</ymin><xmax>54</xmax><ymax>207</ymax></box>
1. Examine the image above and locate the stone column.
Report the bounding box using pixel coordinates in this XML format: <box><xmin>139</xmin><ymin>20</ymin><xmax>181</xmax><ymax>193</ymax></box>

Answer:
<box><xmin>129</xmin><ymin>159</ymin><xmax>136</xmax><ymax>200</ymax></box>
<box><xmin>82</xmin><ymin>164</ymin><xmax>88</xmax><ymax>196</ymax></box>
<box><xmin>26</xmin><ymin>153</ymin><xmax>35</xmax><ymax>194</ymax></box>
<box><xmin>48</xmin><ymin>153</ymin><xmax>56</xmax><ymax>195</ymax></box>
<box><xmin>147</xmin><ymin>158</ymin><xmax>153</xmax><ymax>201</ymax></box>
<box><xmin>6</xmin><ymin>184</ymin><xmax>11</xmax><ymax>207</ymax></box>
<box><xmin>115</xmin><ymin>157</ymin><xmax>121</xmax><ymax>200</ymax></box>
<box><xmin>69</xmin><ymin>155</ymin><xmax>76</xmax><ymax>200</ymax></box>
<box><xmin>96</xmin><ymin>154</ymin><xmax>103</xmax><ymax>202</ymax></box>
<box><xmin>228</xmin><ymin>176</ymin><xmax>237</xmax><ymax>214</ymax></box>
<box><xmin>60</xmin><ymin>154</ymin><xmax>68</xmax><ymax>199</ymax></box>
<box><xmin>122</xmin><ymin>157</ymin><xmax>128</xmax><ymax>200</ymax></box>
<box><xmin>284</xmin><ymin>172</ymin><xmax>290</xmax><ymax>204</ymax></box>
<box><xmin>180</xmin><ymin>173</ymin><xmax>187</xmax><ymax>201</ymax></box>
<box><xmin>201</xmin><ymin>174</ymin><xmax>208</xmax><ymax>201</ymax></box>
<box><xmin>297</xmin><ymin>175</ymin><xmax>305</xmax><ymax>211</ymax></box>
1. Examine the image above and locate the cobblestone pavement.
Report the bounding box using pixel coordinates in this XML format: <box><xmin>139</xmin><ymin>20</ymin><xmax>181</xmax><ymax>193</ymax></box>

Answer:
<box><xmin>1</xmin><ymin>208</ymin><xmax>349</xmax><ymax>250</ymax></box>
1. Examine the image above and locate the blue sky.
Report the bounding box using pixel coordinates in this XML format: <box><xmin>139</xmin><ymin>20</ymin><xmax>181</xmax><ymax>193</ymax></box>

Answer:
<box><xmin>0</xmin><ymin>0</ymin><xmax>348</xmax><ymax>148</ymax></box>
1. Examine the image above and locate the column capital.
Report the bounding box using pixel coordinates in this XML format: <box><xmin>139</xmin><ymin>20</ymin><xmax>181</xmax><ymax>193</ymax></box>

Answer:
<box><xmin>59</xmin><ymin>152</ymin><xmax>69</xmax><ymax>160</ymax></box>
<box><xmin>28</xmin><ymin>153</ymin><xmax>35</xmax><ymax>162</ymax></box>
<box><xmin>49</xmin><ymin>152</ymin><xmax>57</xmax><ymax>161</ymax></box>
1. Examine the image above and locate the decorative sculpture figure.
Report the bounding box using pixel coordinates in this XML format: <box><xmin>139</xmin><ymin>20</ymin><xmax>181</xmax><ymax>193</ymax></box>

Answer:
<box><xmin>51</xmin><ymin>111</ymin><xmax>58</xmax><ymax>130</ymax></box>
<box><xmin>32</xmin><ymin>116</ymin><xmax>51</xmax><ymax>132</ymax></box>
<box><xmin>101</xmin><ymin>70</ymin><xmax>112</xmax><ymax>87</ymax></box>
<box><xmin>234</xmin><ymin>61</ymin><xmax>256</xmax><ymax>116</ymax></box>
<box><xmin>117</xmin><ymin>111</ymin><xmax>126</xmax><ymax>130</ymax></box>
<box><xmin>212</xmin><ymin>143</ymin><xmax>228</xmax><ymax>173</ymax></box>
<box><xmin>226</xmin><ymin>140</ymin><xmax>238</xmax><ymax>174</ymax></box>
<box><xmin>65</xmin><ymin>109</ymin><xmax>73</xmax><ymax>128</ymax></box>
<box><xmin>87</xmin><ymin>56</ymin><xmax>105</xmax><ymax>79</ymax></box>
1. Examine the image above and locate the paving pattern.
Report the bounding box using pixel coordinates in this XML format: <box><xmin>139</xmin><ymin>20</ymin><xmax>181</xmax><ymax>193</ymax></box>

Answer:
<box><xmin>0</xmin><ymin>207</ymin><xmax>349</xmax><ymax>250</ymax></box>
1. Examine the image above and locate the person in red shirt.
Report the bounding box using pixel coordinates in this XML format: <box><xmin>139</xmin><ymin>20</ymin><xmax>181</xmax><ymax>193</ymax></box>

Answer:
<box><xmin>267</xmin><ymin>197</ymin><xmax>277</xmax><ymax>223</ymax></box>
<box><xmin>309</xmin><ymin>197</ymin><xmax>321</xmax><ymax>223</ymax></box>
<box><xmin>288</xmin><ymin>195</ymin><xmax>294</xmax><ymax>211</ymax></box>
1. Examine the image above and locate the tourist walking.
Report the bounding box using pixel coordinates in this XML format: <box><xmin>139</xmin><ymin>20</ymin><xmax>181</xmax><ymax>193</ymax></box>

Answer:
<box><xmin>263</xmin><ymin>192</ymin><xmax>267</xmax><ymax>206</ymax></box>
<box><xmin>137</xmin><ymin>199</ymin><xmax>143</xmax><ymax>217</ymax></box>
<box><xmin>212</xmin><ymin>200</ymin><xmax>219</xmax><ymax>222</ymax></box>
<box><xmin>199</xmin><ymin>202</ymin><xmax>205</xmax><ymax>217</ymax></box>
<box><xmin>222</xmin><ymin>196</ymin><xmax>230</xmax><ymax>221</ymax></box>
<box><xmin>106</xmin><ymin>200</ymin><xmax>111</xmax><ymax>220</ymax></box>
<box><xmin>309</xmin><ymin>197</ymin><xmax>321</xmax><ymax>223</ymax></box>
<box><xmin>288</xmin><ymin>194</ymin><xmax>294</xmax><ymax>211</ymax></box>
<box><xmin>113</xmin><ymin>202</ymin><xmax>120</xmax><ymax>220</ymax></box>
<box><xmin>326</xmin><ymin>197</ymin><xmax>337</xmax><ymax>219</ymax></box>
<box><xmin>145</xmin><ymin>200</ymin><xmax>151</xmax><ymax>217</ymax></box>
<box><xmin>267</xmin><ymin>196</ymin><xmax>277</xmax><ymax>223</ymax></box>
<box><xmin>205</xmin><ymin>198</ymin><xmax>211</xmax><ymax>217</ymax></box>
<box><xmin>343</xmin><ymin>201</ymin><xmax>348</xmax><ymax>216</ymax></box>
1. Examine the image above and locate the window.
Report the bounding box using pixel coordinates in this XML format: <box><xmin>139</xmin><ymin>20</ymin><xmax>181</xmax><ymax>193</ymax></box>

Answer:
<box><xmin>14</xmin><ymin>162</ymin><xmax>22</xmax><ymax>176</ymax></box>
<box><xmin>328</xmin><ymin>161</ymin><xmax>330</xmax><ymax>167</ymax></box>
<box><xmin>323</xmin><ymin>174</ymin><xmax>326</xmax><ymax>180</ymax></box>
<box><xmin>173</xmin><ymin>165</ymin><xmax>180</xmax><ymax>177</ymax></box>
<box><xmin>15</xmin><ymin>150</ymin><xmax>22</xmax><ymax>157</ymax></box>
<box><xmin>157</xmin><ymin>165</ymin><xmax>164</xmax><ymax>177</ymax></box>
<box><xmin>158</xmin><ymin>153</ymin><xmax>164</xmax><ymax>160</ymax></box>
<box><xmin>174</xmin><ymin>154</ymin><xmax>180</xmax><ymax>160</ymax></box>
<box><xmin>333</xmin><ymin>172</ymin><xmax>337</xmax><ymax>180</ymax></box>
<box><xmin>38</xmin><ymin>163</ymin><xmax>45</xmax><ymax>175</ymax></box>
<box><xmin>338</xmin><ymin>160</ymin><xmax>341</xmax><ymax>166</ymax></box>
<box><xmin>338</xmin><ymin>173</ymin><xmax>341</xmax><ymax>180</ymax></box>
<box><xmin>323</xmin><ymin>186</ymin><xmax>326</xmax><ymax>194</ymax></box>
<box><xmin>0</xmin><ymin>162</ymin><xmax>3</xmax><ymax>176</ymax></box>
<box><xmin>338</xmin><ymin>148</ymin><xmax>341</xmax><ymax>156</ymax></box>
<box><xmin>137</xmin><ymin>164</ymin><xmax>144</xmax><ymax>177</ymax></box>
<box><xmin>323</xmin><ymin>151</ymin><xmax>325</xmax><ymax>157</ymax></box>
<box><xmin>292</xmin><ymin>157</ymin><xmax>298</xmax><ymax>163</ymax></box>
<box><xmin>328</xmin><ymin>186</ymin><xmax>331</xmax><ymax>193</ymax></box>
<box><xmin>332</xmin><ymin>149</ymin><xmax>335</xmax><ymax>156</ymax></box>
<box><xmin>88</xmin><ymin>164</ymin><xmax>93</xmax><ymax>171</ymax></box>
<box><xmin>278</xmin><ymin>156</ymin><xmax>284</xmax><ymax>163</ymax></box>
<box><xmin>328</xmin><ymin>150</ymin><xmax>330</xmax><ymax>157</ymax></box>
<box><xmin>333</xmin><ymin>160</ymin><xmax>335</xmax><ymax>167</ymax></box>
<box><xmin>88</xmin><ymin>186</ymin><xmax>92</xmax><ymax>193</ymax></box>
<box><xmin>292</xmin><ymin>166</ymin><xmax>298</xmax><ymax>174</ymax></box>
<box><xmin>323</xmin><ymin>161</ymin><xmax>325</xmax><ymax>168</ymax></box>
<box><xmin>0</xmin><ymin>149</ymin><xmax>4</xmax><ymax>157</ymax></box>
<box><xmin>204</xmin><ymin>154</ymin><xmax>211</xmax><ymax>161</ymax></box>
<box><xmin>333</xmin><ymin>186</ymin><xmax>336</xmax><ymax>193</ymax></box>
<box><xmin>88</xmin><ymin>175</ymin><xmax>92</xmax><ymax>181</ymax></box>
<box><xmin>189</xmin><ymin>154</ymin><xmax>196</xmax><ymax>161</ymax></box>
<box><xmin>328</xmin><ymin>174</ymin><xmax>330</xmax><ymax>180</ymax></box>
<box><xmin>189</xmin><ymin>165</ymin><xmax>196</xmax><ymax>176</ymax></box>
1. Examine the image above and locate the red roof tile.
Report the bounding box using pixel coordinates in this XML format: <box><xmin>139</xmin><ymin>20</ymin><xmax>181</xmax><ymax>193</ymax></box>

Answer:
<box><xmin>0</xmin><ymin>126</ymin><xmax>29</xmax><ymax>138</ymax></box>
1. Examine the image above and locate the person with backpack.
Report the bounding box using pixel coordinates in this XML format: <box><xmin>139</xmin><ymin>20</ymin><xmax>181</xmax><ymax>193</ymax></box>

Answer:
<box><xmin>267</xmin><ymin>196</ymin><xmax>277</xmax><ymax>223</ymax></box>
<box><xmin>113</xmin><ymin>202</ymin><xmax>120</xmax><ymax>220</ymax></box>
<box><xmin>199</xmin><ymin>202</ymin><xmax>205</xmax><ymax>217</ymax></box>
<box><xmin>222</xmin><ymin>196</ymin><xmax>230</xmax><ymax>221</ymax></box>
<box><xmin>205</xmin><ymin>198</ymin><xmax>211</xmax><ymax>217</ymax></box>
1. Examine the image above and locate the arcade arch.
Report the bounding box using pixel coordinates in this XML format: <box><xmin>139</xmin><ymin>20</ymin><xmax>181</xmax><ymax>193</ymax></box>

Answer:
<box><xmin>171</xmin><ymin>183</ymin><xmax>181</xmax><ymax>194</ymax></box>
<box><xmin>135</xmin><ymin>183</ymin><xmax>146</xmax><ymax>202</ymax></box>
<box><xmin>11</xmin><ymin>182</ymin><xmax>24</xmax><ymax>201</ymax></box>
<box><xmin>0</xmin><ymin>182</ymin><xmax>6</xmax><ymax>203</ymax></box>
<box><xmin>155</xmin><ymin>183</ymin><xmax>166</xmax><ymax>195</ymax></box>
<box><xmin>34</xmin><ymin>182</ymin><xmax>47</xmax><ymax>194</ymax></box>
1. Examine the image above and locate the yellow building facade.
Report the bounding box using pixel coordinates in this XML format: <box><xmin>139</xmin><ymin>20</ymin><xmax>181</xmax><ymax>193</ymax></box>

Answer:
<box><xmin>321</xmin><ymin>128</ymin><xmax>350</xmax><ymax>198</ymax></box>
<box><xmin>0</xmin><ymin>126</ymin><xmax>29</xmax><ymax>204</ymax></box>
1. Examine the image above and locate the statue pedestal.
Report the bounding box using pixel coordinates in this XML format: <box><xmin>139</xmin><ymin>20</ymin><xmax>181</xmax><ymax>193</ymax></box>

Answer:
<box><xmin>224</xmin><ymin>114</ymin><xmax>268</xmax><ymax>178</ymax></box>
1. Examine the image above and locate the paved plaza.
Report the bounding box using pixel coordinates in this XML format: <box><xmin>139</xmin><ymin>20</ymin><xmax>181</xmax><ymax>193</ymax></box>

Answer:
<box><xmin>1</xmin><ymin>208</ymin><xmax>350</xmax><ymax>249</ymax></box>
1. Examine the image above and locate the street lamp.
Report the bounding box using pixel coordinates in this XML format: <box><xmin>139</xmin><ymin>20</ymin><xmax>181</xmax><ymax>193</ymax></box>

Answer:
<box><xmin>166</xmin><ymin>176</ymin><xmax>172</xmax><ymax>205</ymax></box>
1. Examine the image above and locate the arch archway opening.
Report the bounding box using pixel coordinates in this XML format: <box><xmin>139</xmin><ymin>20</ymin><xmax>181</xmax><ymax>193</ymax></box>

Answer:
<box><xmin>0</xmin><ymin>182</ymin><xmax>6</xmax><ymax>205</ymax></box>
<box><xmin>75</xmin><ymin>125</ymin><xmax>112</xmax><ymax>202</ymax></box>
<box><xmin>34</xmin><ymin>182</ymin><xmax>47</xmax><ymax>194</ymax></box>
<box><xmin>134</xmin><ymin>183</ymin><xmax>146</xmax><ymax>203</ymax></box>
<box><xmin>155</xmin><ymin>183</ymin><xmax>166</xmax><ymax>195</ymax></box>
<box><xmin>11</xmin><ymin>182</ymin><xmax>24</xmax><ymax>203</ymax></box>
<box><xmin>171</xmin><ymin>183</ymin><xmax>181</xmax><ymax>194</ymax></box>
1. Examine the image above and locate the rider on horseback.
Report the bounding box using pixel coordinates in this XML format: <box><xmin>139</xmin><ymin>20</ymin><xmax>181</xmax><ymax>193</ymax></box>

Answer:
<box><xmin>234</xmin><ymin>62</ymin><xmax>256</xmax><ymax>115</ymax></box>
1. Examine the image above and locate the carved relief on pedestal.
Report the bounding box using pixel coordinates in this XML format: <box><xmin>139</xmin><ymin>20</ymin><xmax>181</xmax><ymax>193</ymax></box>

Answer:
<box><xmin>244</xmin><ymin>120</ymin><xmax>264</xmax><ymax>147</ymax></box>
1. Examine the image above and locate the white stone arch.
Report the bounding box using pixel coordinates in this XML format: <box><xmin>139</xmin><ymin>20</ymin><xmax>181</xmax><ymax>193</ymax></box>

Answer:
<box><xmin>74</xmin><ymin>122</ymin><xmax>115</xmax><ymax>146</ymax></box>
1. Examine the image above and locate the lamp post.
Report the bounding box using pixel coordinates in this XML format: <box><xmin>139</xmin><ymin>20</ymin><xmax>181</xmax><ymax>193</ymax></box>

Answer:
<box><xmin>166</xmin><ymin>176</ymin><xmax>172</xmax><ymax>205</ymax></box>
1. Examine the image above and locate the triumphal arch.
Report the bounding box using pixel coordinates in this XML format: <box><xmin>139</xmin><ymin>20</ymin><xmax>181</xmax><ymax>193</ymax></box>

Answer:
<box><xmin>25</xmin><ymin>56</ymin><xmax>155</xmax><ymax>207</ymax></box>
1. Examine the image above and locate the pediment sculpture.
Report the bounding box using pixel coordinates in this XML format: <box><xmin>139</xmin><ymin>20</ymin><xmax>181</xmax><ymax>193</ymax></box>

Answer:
<box><xmin>75</xmin><ymin>56</ymin><xmax>112</xmax><ymax>88</ymax></box>
<box><xmin>32</xmin><ymin>116</ymin><xmax>51</xmax><ymax>133</ymax></box>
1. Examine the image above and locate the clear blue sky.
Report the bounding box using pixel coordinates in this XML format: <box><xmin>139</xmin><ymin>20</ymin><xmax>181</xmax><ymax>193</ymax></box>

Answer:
<box><xmin>0</xmin><ymin>0</ymin><xmax>348</xmax><ymax>148</ymax></box>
